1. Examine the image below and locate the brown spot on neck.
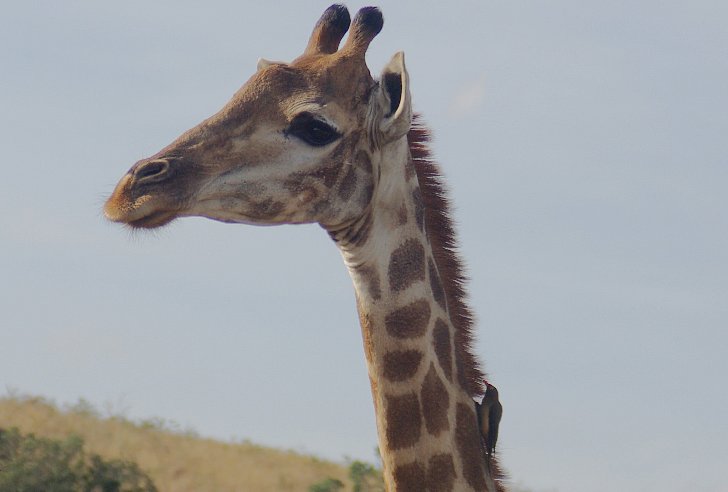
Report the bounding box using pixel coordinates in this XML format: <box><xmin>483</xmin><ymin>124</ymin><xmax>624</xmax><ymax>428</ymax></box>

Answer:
<box><xmin>385</xmin><ymin>392</ymin><xmax>422</xmax><ymax>450</ymax></box>
<box><xmin>455</xmin><ymin>403</ymin><xmax>488</xmax><ymax>490</ymax></box>
<box><xmin>420</xmin><ymin>363</ymin><xmax>450</xmax><ymax>436</ymax></box>
<box><xmin>427</xmin><ymin>454</ymin><xmax>456</xmax><ymax>492</ymax></box>
<box><xmin>385</xmin><ymin>300</ymin><xmax>431</xmax><ymax>339</ymax></box>
<box><xmin>388</xmin><ymin>239</ymin><xmax>426</xmax><ymax>292</ymax></box>
<box><xmin>392</xmin><ymin>461</ymin><xmax>426</xmax><ymax>491</ymax></box>
<box><xmin>383</xmin><ymin>350</ymin><xmax>423</xmax><ymax>382</ymax></box>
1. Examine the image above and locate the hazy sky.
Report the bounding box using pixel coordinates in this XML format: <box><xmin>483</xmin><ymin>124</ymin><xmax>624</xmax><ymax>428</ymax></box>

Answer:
<box><xmin>2</xmin><ymin>2</ymin><xmax>727</xmax><ymax>491</ymax></box>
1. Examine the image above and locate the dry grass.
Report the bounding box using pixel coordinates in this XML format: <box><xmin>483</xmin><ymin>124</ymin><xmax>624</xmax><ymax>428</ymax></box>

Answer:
<box><xmin>0</xmin><ymin>394</ymin><xmax>350</xmax><ymax>492</ymax></box>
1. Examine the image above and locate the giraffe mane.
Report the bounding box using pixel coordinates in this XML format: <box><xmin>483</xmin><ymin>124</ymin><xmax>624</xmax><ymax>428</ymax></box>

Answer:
<box><xmin>408</xmin><ymin>113</ymin><xmax>484</xmax><ymax>397</ymax></box>
<box><xmin>408</xmin><ymin>114</ymin><xmax>508</xmax><ymax>489</ymax></box>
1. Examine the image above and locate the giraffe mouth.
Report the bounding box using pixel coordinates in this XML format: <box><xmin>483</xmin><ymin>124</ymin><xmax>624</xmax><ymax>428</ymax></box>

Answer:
<box><xmin>104</xmin><ymin>170</ymin><xmax>185</xmax><ymax>229</ymax></box>
<box><xmin>104</xmin><ymin>186</ymin><xmax>180</xmax><ymax>229</ymax></box>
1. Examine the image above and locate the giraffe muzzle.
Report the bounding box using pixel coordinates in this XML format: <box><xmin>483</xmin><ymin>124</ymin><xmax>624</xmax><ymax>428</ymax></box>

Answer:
<box><xmin>104</xmin><ymin>156</ymin><xmax>187</xmax><ymax>228</ymax></box>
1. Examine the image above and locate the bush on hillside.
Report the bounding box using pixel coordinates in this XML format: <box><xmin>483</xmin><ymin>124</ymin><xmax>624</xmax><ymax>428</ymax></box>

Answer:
<box><xmin>349</xmin><ymin>460</ymin><xmax>385</xmax><ymax>492</ymax></box>
<box><xmin>309</xmin><ymin>459</ymin><xmax>384</xmax><ymax>492</ymax></box>
<box><xmin>308</xmin><ymin>477</ymin><xmax>345</xmax><ymax>492</ymax></box>
<box><xmin>0</xmin><ymin>427</ymin><xmax>157</xmax><ymax>492</ymax></box>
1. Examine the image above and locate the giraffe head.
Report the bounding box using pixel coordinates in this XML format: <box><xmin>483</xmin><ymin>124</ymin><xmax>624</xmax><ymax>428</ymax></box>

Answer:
<box><xmin>104</xmin><ymin>5</ymin><xmax>412</xmax><ymax>231</ymax></box>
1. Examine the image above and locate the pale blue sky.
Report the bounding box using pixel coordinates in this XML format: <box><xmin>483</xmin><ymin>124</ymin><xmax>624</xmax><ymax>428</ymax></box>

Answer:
<box><xmin>1</xmin><ymin>2</ymin><xmax>727</xmax><ymax>491</ymax></box>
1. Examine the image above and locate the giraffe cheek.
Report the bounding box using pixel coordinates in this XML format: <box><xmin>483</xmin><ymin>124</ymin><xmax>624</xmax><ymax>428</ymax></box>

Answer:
<box><xmin>248</xmin><ymin>199</ymin><xmax>286</xmax><ymax>221</ymax></box>
<box><xmin>295</xmin><ymin>187</ymin><xmax>318</xmax><ymax>206</ymax></box>
<box><xmin>293</xmin><ymin>187</ymin><xmax>331</xmax><ymax>220</ymax></box>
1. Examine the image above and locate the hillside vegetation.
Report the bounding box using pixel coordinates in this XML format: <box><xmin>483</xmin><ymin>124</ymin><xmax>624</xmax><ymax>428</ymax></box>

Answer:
<box><xmin>0</xmin><ymin>394</ymin><xmax>356</xmax><ymax>492</ymax></box>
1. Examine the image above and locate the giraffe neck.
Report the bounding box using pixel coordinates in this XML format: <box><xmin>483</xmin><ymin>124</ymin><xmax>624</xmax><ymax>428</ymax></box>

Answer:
<box><xmin>330</xmin><ymin>134</ymin><xmax>495</xmax><ymax>491</ymax></box>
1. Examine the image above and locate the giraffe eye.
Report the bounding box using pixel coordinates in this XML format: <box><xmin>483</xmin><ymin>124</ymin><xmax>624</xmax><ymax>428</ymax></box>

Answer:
<box><xmin>288</xmin><ymin>113</ymin><xmax>341</xmax><ymax>147</ymax></box>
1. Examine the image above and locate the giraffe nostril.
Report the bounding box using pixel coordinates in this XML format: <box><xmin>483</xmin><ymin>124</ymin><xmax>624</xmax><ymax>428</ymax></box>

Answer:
<box><xmin>134</xmin><ymin>160</ymin><xmax>169</xmax><ymax>182</ymax></box>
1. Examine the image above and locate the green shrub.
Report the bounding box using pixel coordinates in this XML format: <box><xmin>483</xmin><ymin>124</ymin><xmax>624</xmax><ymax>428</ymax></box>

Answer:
<box><xmin>308</xmin><ymin>477</ymin><xmax>344</xmax><ymax>492</ymax></box>
<box><xmin>0</xmin><ymin>428</ymin><xmax>157</xmax><ymax>492</ymax></box>
<box><xmin>349</xmin><ymin>460</ymin><xmax>385</xmax><ymax>492</ymax></box>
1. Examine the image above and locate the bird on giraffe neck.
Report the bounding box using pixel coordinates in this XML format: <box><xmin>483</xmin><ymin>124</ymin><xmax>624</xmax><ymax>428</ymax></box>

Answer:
<box><xmin>476</xmin><ymin>380</ymin><xmax>503</xmax><ymax>461</ymax></box>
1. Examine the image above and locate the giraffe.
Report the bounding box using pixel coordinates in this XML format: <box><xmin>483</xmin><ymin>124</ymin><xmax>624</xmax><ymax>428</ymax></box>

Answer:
<box><xmin>104</xmin><ymin>5</ymin><xmax>506</xmax><ymax>491</ymax></box>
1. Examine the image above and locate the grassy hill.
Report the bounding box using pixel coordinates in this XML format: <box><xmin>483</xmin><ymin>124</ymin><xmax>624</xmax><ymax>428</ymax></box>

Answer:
<box><xmin>0</xmin><ymin>394</ymin><xmax>357</xmax><ymax>492</ymax></box>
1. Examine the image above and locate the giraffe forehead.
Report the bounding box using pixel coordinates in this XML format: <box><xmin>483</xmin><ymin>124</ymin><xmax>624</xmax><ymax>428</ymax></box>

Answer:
<box><xmin>213</xmin><ymin>63</ymin><xmax>371</xmax><ymax>137</ymax></box>
<box><xmin>291</xmin><ymin>53</ymin><xmax>376</xmax><ymax>109</ymax></box>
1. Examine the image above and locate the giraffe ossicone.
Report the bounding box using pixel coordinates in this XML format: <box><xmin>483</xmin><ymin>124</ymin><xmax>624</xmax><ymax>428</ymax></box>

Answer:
<box><xmin>105</xmin><ymin>4</ymin><xmax>506</xmax><ymax>491</ymax></box>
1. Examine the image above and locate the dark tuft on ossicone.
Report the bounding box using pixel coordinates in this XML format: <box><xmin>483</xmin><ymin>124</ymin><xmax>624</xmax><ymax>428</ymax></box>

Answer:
<box><xmin>354</xmin><ymin>6</ymin><xmax>384</xmax><ymax>36</ymax></box>
<box><xmin>320</xmin><ymin>4</ymin><xmax>351</xmax><ymax>40</ymax></box>
<box><xmin>303</xmin><ymin>4</ymin><xmax>352</xmax><ymax>55</ymax></box>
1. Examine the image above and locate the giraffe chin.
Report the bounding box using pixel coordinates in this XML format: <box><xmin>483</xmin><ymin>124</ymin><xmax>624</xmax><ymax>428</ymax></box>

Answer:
<box><xmin>125</xmin><ymin>211</ymin><xmax>178</xmax><ymax>229</ymax></box>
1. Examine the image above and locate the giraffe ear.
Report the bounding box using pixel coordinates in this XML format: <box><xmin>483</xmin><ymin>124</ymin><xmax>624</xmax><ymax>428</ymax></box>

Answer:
<box><xmin>257</xmin><ymin>58</ymin><xmax>284</xmax><ymax>71</ymax></box>
<box><xmin>377</xmin><ymin>51</ymin><xmax>411</xmax><ymax>142</ymax></box>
